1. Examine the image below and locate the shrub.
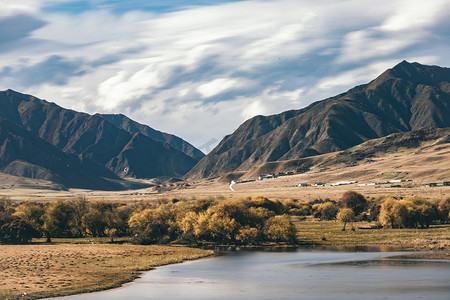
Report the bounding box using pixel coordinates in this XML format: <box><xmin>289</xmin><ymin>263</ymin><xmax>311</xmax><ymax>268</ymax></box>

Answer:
<box><xmin>264</xmin><ymin>215</ymin><xmax>297</xmax><ymax>243</ymax></box>
<box><xmin>378</xmin><ymin>197</ymin><xmax>407</xmax><ymax>228</ymax></box>
<box><xmin>313</xmin><ymin>202</ymin><xmax>339</xmax><ymax>220</ymax></box>
<box><xmin>0</xmin><ymin>216</ymin><xmax>39</xmax><ymax>244</ymax></box>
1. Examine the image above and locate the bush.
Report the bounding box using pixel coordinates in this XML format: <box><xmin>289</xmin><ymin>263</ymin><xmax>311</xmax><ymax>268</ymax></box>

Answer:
<box><xmin>378</xmin><ymin>197</ymin><xmax>407</xmax><ymax>228</ymax></box>
<box><xmin>0</xmin><ymin>216</ymin><xmax>39</xmax><ymax>244</ymax></box>
<box><xmin>264</xmin><ymin>215</ymin><xmax>297</xmax><ymax>243</ymax></box>
<box><xmin>378</xmin><ymin>197</ymin><xmax>439</xmax><ymax>228</ymax></box>
<box><xmin>313</xmin><ymin>202</ymin><xmax>339</xmax><ymax>220</ymax></box>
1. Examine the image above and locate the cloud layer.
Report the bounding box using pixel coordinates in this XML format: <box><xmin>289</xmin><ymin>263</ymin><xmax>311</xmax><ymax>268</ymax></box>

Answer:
<box><xmin>1</xmin><ymin>0</ymin><xmax>449</xmax><ymax>150</ymax></box>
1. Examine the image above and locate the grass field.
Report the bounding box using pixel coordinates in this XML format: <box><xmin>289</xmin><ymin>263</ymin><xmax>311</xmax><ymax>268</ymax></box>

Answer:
<box><xmin>0</xmin><ymin>221</ymin><xmax>448</xmax><ymax>300</ymax></box>
<box><xmin>0</xmin><ymin>243</ymin><xmax>213</xmax><ymax>300</ymax></box>
<box><xmin>293</xmin><ymin>217</ymin><xmax>450</xmax><ymax>251</ymax></box>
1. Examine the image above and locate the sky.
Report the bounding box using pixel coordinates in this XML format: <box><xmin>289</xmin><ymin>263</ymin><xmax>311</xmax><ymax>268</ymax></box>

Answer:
<box><xmin>1</xmin><ymin>0</ymin><xmax>450</xmax><ymax>153</ymax></box>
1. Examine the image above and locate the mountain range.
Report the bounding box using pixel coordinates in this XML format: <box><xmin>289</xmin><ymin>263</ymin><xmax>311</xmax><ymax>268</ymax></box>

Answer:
<box><xmin>1</xmin><ymin>61</ymin><xmax>449</xmax><ymax>189</ymax></box>
<box><xmin>0</xmin><ymin>89</ymin><xmax>203</xmax><ymax>189</ymax></box>
<box><xmin>186</xmin><ymin>61</ymin><xmax>450</xmax><ymax>179</ymax></box>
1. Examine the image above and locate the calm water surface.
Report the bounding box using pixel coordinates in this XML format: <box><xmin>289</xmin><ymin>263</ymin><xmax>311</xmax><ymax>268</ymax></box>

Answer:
<box><xmin>60</xmin><ymin>248</ymin><xmax>450</xmax><ymax>300</ymax></box>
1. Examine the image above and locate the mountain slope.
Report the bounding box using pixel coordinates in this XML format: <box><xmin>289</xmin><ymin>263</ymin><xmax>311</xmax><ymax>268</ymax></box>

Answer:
<box><xmin>186</xmin><ymin>61</ymin><xmax>450</xmax><ymax>179</ymax></box>
<box><xmin>0</xmin><ymin>117</ymin><xmax>124</xmax><ymax>190</ymax></box>
<box><xmin>0</xmin><ymin>89</ymin><xmax>198</xmax><ymax>179</ymax></box>
<box><xmin>100</xmin><ymin>113</ymin><xmax>204</xmax><ymax>161</ymax></box>
<box><xmin>243</xmin><ymin>127</ymin><xmax>450</xmax><ymax>180</ymax></box>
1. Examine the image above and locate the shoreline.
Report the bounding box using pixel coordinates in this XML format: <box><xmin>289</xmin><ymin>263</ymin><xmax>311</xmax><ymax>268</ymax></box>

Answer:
<box><xmin>48</xmin><ymin>244</ymin><xmax>450</xmax><ymax>300</ymax></box>
<box><xmin>2</xmin><ymin>242</ymin><xmax>448</xmax><ymax>300</ymax></box>
<box><xmin>0</xmin><ymin>244</ymin><xmax>213</xmax><ymax>300</ymax></box>
<box><xmin>48</xmin><ymin>254</ymin><xmax>218</xmax><ymax>300</ymax></box>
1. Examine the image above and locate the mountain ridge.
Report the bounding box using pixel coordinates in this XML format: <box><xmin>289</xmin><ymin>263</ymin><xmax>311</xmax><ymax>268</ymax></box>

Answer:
<box><xmin>99</xmin><ymin>113</ymin><xmax>204</xmax><ymax>161</ymax></box>
<box><xmin>0</xmin><ymin>89</ymin><xmax>202</xmax><ymax>188</ymax></box>
<box><xmin>186</xmin><ymin>61</ymin><xmax>450</xmax><ymax>180</ymax></box>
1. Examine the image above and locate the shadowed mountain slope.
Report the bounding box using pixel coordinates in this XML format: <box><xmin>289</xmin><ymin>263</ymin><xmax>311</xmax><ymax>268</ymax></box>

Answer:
<box><xmin>100</xmin><ymin>113</ymin><xmax>204</xmax><ymax>161</ymax></box>
<box><xmin>186</xmin><ymin>61</ymin><xmax>450</xmax><ymax>179</ymax></box>
<box><xmin>0</xmin><ymin>117</ymin><xmax>124</xmax><ymax>190</ymax></box>
<box><xmin>0</xmin><ymin>90</ymin><xmax>198</xmax><ymax>180</ymax></box>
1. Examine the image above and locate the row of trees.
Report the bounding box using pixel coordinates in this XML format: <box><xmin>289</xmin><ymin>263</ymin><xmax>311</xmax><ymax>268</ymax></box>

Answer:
<box><xmin>129</xmin><ymin>196</ymin><xmax>297</xmax><ymax>245</ymax></box>
<box><xmin>378</xmin><ymin>196</ymin><xmax>449</xmax><ymax>228</ymax></box>
<box><xmin>0</xmin><ymin>196</ymin><xmax>298</xmax><ymax>245</ymax></box>
<box><xmin>303</xmin><ymin>191</ymin><xmax>450</xmax><ymax>230</ymax></box>
<box><xmin>1</xmin><ymin>192</ymin><xmax>449</xmax><ymax>244</ymax></box>
<box><xmin>0</xmin><ymin>197</ymin><xmax>134</xmax><ymax>243</ymax></box>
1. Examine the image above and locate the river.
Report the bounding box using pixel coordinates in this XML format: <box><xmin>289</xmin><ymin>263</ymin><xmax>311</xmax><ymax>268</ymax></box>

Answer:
<box><xmin>59</xmin><ymin>247</ymin><xmax>450</xmax><ymax>300</ymax></box>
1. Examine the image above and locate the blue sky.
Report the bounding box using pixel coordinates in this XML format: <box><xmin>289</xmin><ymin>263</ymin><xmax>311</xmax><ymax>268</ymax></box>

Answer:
<box><xmin>1</xmin><ymin>0</ymin><xmax>450</xmax><ymax>152</ymax></box>
<box><xmin>42</xmin><ymin>0</ymin><xmax>245</xmax><ymax>14</ymax></box>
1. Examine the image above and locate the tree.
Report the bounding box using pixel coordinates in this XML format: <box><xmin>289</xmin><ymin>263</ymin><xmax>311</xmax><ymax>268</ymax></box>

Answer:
<box><xmin>0</xmin><ymin>196</ymin><xmax>14</xmax><ymax>214</ymax></box>
<box><xmin>337</xmin><ymin>208</ymin><xmax>355</xmax><ymax>231</ymax></box>
<box><xmin>236</xmin><ymin>227</ymin><xmax>260</xmax><ymax>245</ymax></box>
<box><xmin>378</xmin><ymin>197</ymin><xmax>407</xmax><ymax>228</ymax></box>
<box><xmin>13</xmin><ymin>202</ymin><xmax>45</xmax><ymax>236</ymax></box>
<box><xmin>313</xmin><ymin>202</ymin><xmax>339</xmax><ymax>220</ymax></box>
<box><xmin>250</xmin><ymin>196</ymin><xmax>284</xmax><ymax>214</ymax></box>
<box><xmin>70</xmin><ymin>197</ymin><xmax>90</xmax><ymax>237</ymax></box>
<box><xmin>82</xmin><ymin>209</ymin><xmax>108</xmax><ymax>237</ymax></box>
<box><xmin>42</xmin><ymin>200</ymin><xmax>75</xmax><ymax>241</ymax></box>
<box><xmin>264</xmin><ymin>215</ymin><xmax>297</xmax><ymax>243</ymax></box>
<box><xmin>438</xmin><ymin>198</ymin><xmax>450</xmax><ymax>223</ymax></box>
<box><xmin>0</xmin><ymin>216</ymin><xmax>39</xmax><ymax>244</ymax></box>
<box><xmin>401</xmin><ymin>198</ymin><xmax>438</xmax><ymax>228</ymax></box>
<box><xmin>341</xmin><ymin>191</ymin><xmax>367</xmax><ymax>216</ymax></box>
<box><xmin>128</xmin><ymin>208</ymin><xmax>155</xmax><ymax>230</ymax></box>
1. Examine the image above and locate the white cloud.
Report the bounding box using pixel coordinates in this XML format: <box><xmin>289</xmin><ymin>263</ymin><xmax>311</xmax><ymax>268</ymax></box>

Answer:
<box><xmin>197</xmin><ymin>78</ymin><xmax>243</xmax><ymax>98</ymax></box>
<box><xmin>0</xmin><ymin>0</ymin><xmax>449</xmax><ymax>148</ymax></box>
<box><xmin>317</xmin><ymin>60</ymin><xmax>402</xmax><ymax>90</ymax></box>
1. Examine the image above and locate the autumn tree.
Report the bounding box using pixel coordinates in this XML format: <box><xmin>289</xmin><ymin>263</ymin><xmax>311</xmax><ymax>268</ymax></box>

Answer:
<box><xmin>341</xmin><ymin>191</ymin><xmax>367</xmax><ymax>216</ymax></box>
<box><xmin>378</xmin><ymin>197</ymin><xmax>407</xmax><ymax>228</ymax></box>
<box><xmin>70</xmin><ymin>197</ymin><xmax>90</xmax><ymax>237</ymax></box>
<box><xmin>13</xmin><ymin>202</ymin><xmax>45</xmax><ymax>237</ymax></box>
<box><xmin>43</xmin><ymin>200</ymin><xmax>75</xmax><ymax>241</ymax></box>
<box><xmin>337</xmin><ymin>208</ymin><xmax>355</xmax><ymax>231</ymax></box>
<box><xmin>438</xmin><ymin>198</ymin><xmax>450</xmax><ymax>223</ymax></box>
<box><xmin>313</xmin><ymin>202</ymin><xmax>339</xmax><ymax>220</ymax></box>
<box><xmin>0</xmin><ymin>196</ymin><xmax>14</xmax><ymax>214</ymax></box>
<box><xmin>264</xmin><ymin>215</ymin><xmax>297</xmax><ymax>243</ymax></box>
<box><xmin>0</xmin><ymin>216</ymin><xmax>39</xmax><ymax>244</ymax></box>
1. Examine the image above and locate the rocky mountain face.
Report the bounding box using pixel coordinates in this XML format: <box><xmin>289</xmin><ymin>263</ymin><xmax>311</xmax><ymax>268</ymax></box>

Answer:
<box><xmin>186</xmin><ymin>61</ymin><xmax>450</xmax><ymax>179</ymax></box>
<box><xmin>0</xmin><ymin>117</ymin><xmax>122</xmax><ymax>190</ymax></box>
<box><xmin>0</xmin><ymin>90</ymin><xmax>202</xmax><ymax>188</ymax></box>
<box><xmin>100</xmin><ymin>113</ymin><xmax>204</xmax><ymax>161</ymax></box>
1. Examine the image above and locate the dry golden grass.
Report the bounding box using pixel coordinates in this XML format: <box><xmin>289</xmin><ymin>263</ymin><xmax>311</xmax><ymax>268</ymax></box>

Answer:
<box><xmin>0</xmin><ymin>244</ymin><xmax>213</xmax><ymax>300</ymax></box>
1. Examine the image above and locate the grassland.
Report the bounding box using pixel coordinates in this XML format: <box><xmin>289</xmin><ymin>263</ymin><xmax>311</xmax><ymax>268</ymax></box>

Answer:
<box><xmin>0</xmin><ymin>243</ymin><xmax>213</xmax><ymax>300</ymax></box>
<box><xmin>0</xmin><ymin>222</ymin><xmax>448</xmax><ymax>300</ymax></box>
<box><xmin>293</xmin><ymin>218</ymin><xmax>450</xmax><ymax>251</ymax></box>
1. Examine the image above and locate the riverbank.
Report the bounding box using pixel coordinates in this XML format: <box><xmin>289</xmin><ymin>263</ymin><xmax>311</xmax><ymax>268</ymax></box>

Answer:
<box><xmin>1</xmin><ymin>221</ymin><xmax>449</xmax><ymax>299</ymax></box>
<box><xmin>0</xmin><ymin>244</ymin><xmax>213</xmax><ymax>300</ymax></box>
<box><xmin>293</xmin><ymin>219</ymin><xmax>450</xmax><ymax>251</ymax></box>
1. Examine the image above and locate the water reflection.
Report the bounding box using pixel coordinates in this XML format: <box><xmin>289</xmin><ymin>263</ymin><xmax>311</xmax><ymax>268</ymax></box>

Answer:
<box><xmin>58</xmin><ymin>247</ymin><xmax>450</xmax><ymax>300</ymax></box>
